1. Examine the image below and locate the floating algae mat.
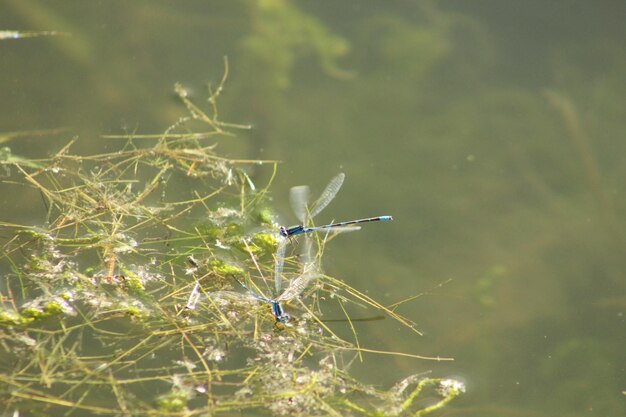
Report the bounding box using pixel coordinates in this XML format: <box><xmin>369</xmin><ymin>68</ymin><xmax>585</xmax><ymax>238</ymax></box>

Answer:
<box><xmin>0</xmin><ymin>72</ymin><xmax>463</xmax><ymax>416</ymax></box>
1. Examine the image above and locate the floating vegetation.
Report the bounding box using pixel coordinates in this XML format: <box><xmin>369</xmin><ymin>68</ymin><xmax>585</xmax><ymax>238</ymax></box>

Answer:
<box><xmin>0</xmin><ymin>62</ymin><xmax>463</xmax><ymax>416</ymax></box>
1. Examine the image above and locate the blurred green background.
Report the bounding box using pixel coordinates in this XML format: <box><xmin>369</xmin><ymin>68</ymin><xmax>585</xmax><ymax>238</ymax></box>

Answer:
<box><xmin>1</xmin><ymin>0</ymin><xmax>625</xmax><ymax>415</ymax></box>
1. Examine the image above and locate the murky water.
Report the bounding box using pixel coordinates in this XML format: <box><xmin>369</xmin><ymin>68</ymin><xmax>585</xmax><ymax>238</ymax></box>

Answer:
<box><xmin>1</xmin><ymin>1</ymin><xmax>625</xmax><ymax>415</ymax></box>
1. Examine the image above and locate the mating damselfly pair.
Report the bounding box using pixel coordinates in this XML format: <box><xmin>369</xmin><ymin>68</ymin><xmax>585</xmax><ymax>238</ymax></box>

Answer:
<box><xmin>245</xmin><ymin>173</ymin><xmax>393</xmax><ymax>323</ymax></box>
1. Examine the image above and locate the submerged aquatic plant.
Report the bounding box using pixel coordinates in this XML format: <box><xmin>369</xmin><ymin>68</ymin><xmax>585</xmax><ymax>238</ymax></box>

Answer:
<box><xmin>0</xmin><ymin>62</ymin><xmax>463</xmax><ymax>416</ymax></box>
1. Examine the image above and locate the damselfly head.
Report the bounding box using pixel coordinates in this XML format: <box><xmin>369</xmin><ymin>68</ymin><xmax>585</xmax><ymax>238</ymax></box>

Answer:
<box><xmin>271</xmin><ymin>301</ymin><xmax>290</xmax><ymax>323</ymax></box>
<box><xmin>279</xmin><ymin>225</ymin><xmax>288</xmax><ymax>237</ymax></box>
<box><xmin>276</xmin><ymin>313</ymin><xmax>290</xmax><ymax>323</ymax></box>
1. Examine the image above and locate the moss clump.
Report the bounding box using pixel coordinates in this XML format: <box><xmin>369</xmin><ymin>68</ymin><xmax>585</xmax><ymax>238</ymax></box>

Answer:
<box><xmin>0</xmin><ymin>309</ymin><xmax>21</xmax><ymax>326</ymax></box>
<box><xmin>18</xmin><ymin>302</ymin><xmax>63</xmax><ymax>325</ymax></box>
<box><xmin>207</xmin><ymin>258</ymin><xmax>245</xmax><ymax>278</ymax></box>
<box><xmin>256</xmin><ymin>207</ymin><xmax>276</xmax><ymax>225</ymax></box>
<box><xmin>156</xmin><ymin>390</ymin><xmax>188</xmax><ymax>412</ymax></box>
<box><xmin>124</xmin><ymin>274</ymin><xmax>146</xmax><ymax>292</ymax></box>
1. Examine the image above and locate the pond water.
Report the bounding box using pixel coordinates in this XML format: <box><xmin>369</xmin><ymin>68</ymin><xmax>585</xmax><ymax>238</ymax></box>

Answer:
<box><xmin>1</xmin><ymin>1</ymin><xmax>625</xmax><ymax>416</ymax></box>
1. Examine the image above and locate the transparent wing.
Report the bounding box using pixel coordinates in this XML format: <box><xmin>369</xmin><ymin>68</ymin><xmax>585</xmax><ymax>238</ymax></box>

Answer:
<box><xmin>208</xmin><ymin>290</ymin><xmax>263</xmax><ymax>305</ymax></box>
<box><xmin>289</xmin><ymin>185</ymin><xmax>310</xmax><ymax>224</ymax></box>
<box><xmin>274</xmin><ymin>236</ymin><xmax>288</xmax><ymax>294</ymax></box>
<box><xmin>299</xmin><ymin>235</ymin><xmax>313</xmax><ymax>267</ymax></box>
<box><xmin>277</xmin><ymin>262</ymin><xmax>319</xmax><ymax>302</ymax></box>
<box><xmin>308</xmin><ymin>173</ymin><xmax>345</xmax><ymax>220</ymax></box>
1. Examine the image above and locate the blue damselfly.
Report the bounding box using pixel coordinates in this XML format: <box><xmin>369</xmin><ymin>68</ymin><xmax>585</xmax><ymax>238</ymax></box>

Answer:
<box><xmin>274</xmin><ymin>173</ymin><xmax>392</xmax><ymax>293</ymax></box>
